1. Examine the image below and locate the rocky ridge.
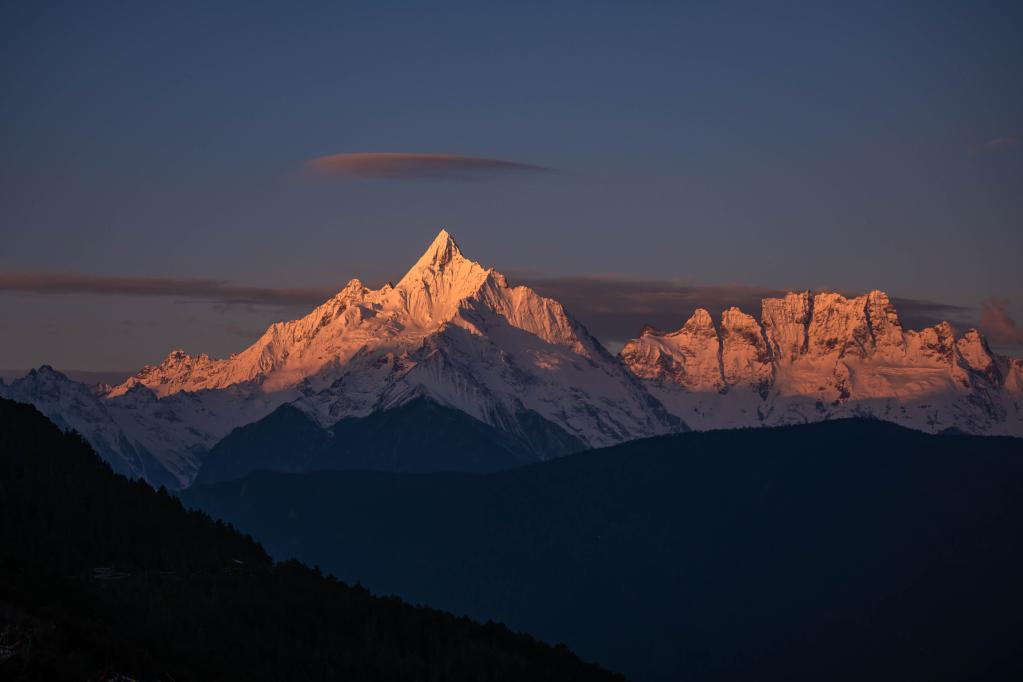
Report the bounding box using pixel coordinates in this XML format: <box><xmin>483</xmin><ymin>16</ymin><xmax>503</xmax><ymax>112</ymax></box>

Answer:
<box><xmin>620</xmin><ymin>290</ymin><xmax>1023</xmax><ymax>434</ymax></box>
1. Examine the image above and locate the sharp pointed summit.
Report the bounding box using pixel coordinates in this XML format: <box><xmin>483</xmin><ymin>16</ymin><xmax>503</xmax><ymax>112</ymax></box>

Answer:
<box><xmin>396</xmin><ymin>230</ymin><xmax>491</xmax><ymax>324</ymax></box>
<box><xmin>415</xmin><ymin>228</ymin><xmax>462</xmax><ymax>271</ymax></box>
<box><xmin>398</xmin><ymin>229</ymin><xmax>474</xmax><ymax>284</ymax></box>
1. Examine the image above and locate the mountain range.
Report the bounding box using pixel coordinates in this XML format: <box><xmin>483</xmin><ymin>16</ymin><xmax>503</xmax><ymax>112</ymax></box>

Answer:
<box><xmin>2</xmin><ymin>230</ymin><xmax>1020</xmax><ymax>487</ymax></box>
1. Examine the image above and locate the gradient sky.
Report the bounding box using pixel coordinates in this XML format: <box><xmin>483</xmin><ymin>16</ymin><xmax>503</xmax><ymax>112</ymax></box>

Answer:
<box><xmin>2</xmin><ymin>1</ymin><xmax>1021</xmax><ymax>371</ymax></box>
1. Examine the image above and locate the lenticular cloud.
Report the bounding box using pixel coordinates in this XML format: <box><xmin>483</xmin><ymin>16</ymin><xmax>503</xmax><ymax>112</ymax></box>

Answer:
<box><xmin>304</xmin><ymin>152</ymin><xmax>550</xmax><ymax>180</ymax></box>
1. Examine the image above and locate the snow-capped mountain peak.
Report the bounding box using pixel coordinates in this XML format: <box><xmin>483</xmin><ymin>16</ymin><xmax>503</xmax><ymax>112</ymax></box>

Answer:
<box><xmin>45</xmin><ymin>229</ymin><xmax>682</xmax><ymax>486</ymax></box>
<box><xmin>107</xmin><ymin>229</ymin><xmax>613</xmax><ymax>402</ymax></box>
<box><xmin>401</xmin><ymin>228</ymin><xmax>465</xmax><ymax>276</ymax></box>
<box><xmin>395</xmin><ymin>229</ymin><xmax>493</xmax><ymax>327</ymax></box>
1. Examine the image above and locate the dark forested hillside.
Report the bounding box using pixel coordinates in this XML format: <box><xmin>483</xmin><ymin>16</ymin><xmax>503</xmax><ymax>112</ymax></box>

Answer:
<box><xmin>184</xmin><ymin>420</ymin><xmax>1023</xmax><ymax>682</ymax></box>
<box><xmin>0</xmin><ymin>398</ymin><xmax>620</xmax><ymax>682</ymax></box>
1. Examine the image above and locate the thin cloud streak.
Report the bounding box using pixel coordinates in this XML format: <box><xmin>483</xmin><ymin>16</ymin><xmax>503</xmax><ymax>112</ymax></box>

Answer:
<box><xmin>305</xmin><ymin>152</ymin><xmax>551</xmax><ymax>181</ymax></box>
<box><xmin>0</xmin><ymin>272</ymin><xmax>333</xmax><ymax>306</ymax></box>
<box><xmin>1</xmin><ymin>271</ymin><xmax>976</xmax><ymax>348</ymax></box>
<box><xmin>517</xmin><ymin>275</ymin><xmax>786</xmax><ymax>342</ymax></box>
<box><xmin>515</xmin><ymin>275</ymin><xmax>973</xmax><ymax>343</ymax></box>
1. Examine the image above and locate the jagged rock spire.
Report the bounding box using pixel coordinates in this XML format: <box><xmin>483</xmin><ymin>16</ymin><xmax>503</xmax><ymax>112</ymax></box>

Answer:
<box><xmin>619</xmin><ymin>289</ymin><xmax>1023</xmax><ymax>435</ymax></box>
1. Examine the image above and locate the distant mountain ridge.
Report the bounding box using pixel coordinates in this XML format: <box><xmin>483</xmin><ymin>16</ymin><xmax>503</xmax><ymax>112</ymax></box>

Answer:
<box><xmin>0</xmin><ymin>368</ymin><xmax>131</xmax><ymax>386</ymax></box>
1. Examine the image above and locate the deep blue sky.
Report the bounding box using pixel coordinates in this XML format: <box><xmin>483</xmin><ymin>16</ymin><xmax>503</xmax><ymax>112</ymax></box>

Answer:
<box><xmin>2</xmin><ymin>1</ymin><xmax>1021</xmax><ymax>370</ymax></box>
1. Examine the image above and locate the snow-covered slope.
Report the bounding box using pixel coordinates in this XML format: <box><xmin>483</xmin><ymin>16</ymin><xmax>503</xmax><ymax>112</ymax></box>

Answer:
<box><xmin>0</xmin><ymin>367</ymin><xmax>158</xmax><ymax>481</ymax></box>
<box><xmin>621</xmin><ymin>290</ymin><xmax>1023</xmax><ymax>436</ymax></box>
<box><xmin>110</xmin><ymin>230</ymin><xmax>679</xmax><ymax>446</ymax></box>
<box><xmin>8</xmin><ymin>230</ymin><xmax>679</xmax><ymax>487</ymax></box>
<box><xmin>0</xmin><ymin>366</ymin><xmax>282</xmax><ymax>488</ymax></box>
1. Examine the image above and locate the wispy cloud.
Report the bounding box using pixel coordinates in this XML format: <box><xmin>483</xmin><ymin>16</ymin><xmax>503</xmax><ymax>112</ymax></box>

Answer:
<box><xmin>304</xmin><ymin>152</ymin><xmax>551</xmax><ymax>181</ymax></box>
<box><xmin>980</xmin><ymin>297</ymin><xmax>1023</xmax><ymax>346</ymax></box>
<box><xmin>515</xmin><ymin>275</ymin><xmax>972</xmax><ymax>343</ymax></box>
<box><xmin>224</xmin><ymin>322</ymin><xmax>268</xmax><ymax>338</ymax></box>
<box><xmin>516</xmin><ymin>275</ymin><xmax>785</xmax><ymax>342</ymax></box>
<box><xmin>886</xmin><ymin>297</ymin><xmax>975</xmax><ymax>331</ymax></box>
<box><xmin>0</xmin><ymin>272</ymin><xmax>333</xmax><ymax>306</ymax></box>
<box><xmin>1</xmin><ymin>271</ymin><xmax>976</xmax><ymax>348</ymax></box>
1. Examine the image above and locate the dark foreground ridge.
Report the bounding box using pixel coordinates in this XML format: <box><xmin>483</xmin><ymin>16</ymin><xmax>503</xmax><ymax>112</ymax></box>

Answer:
<box><xmin>0</xmin><ymin>397</ymin><xmax>621</xmax><ymax>682</ymax></box>
<box><xmin>186</xmin><ymin>419</ymin><xmax>1023</xmax><ymax>682</ymax></box>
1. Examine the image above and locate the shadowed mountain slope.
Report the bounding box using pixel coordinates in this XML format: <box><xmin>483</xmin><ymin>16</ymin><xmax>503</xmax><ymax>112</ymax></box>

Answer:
<box><xmin>185</xmin><ymin>420</ymin><xmax>1023</xmax><ymax>682</ymax></box>
<box><xmin>195</xmin><ymin>397</ymin><xmax>585</xmax><ymax>485</ymax></box>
